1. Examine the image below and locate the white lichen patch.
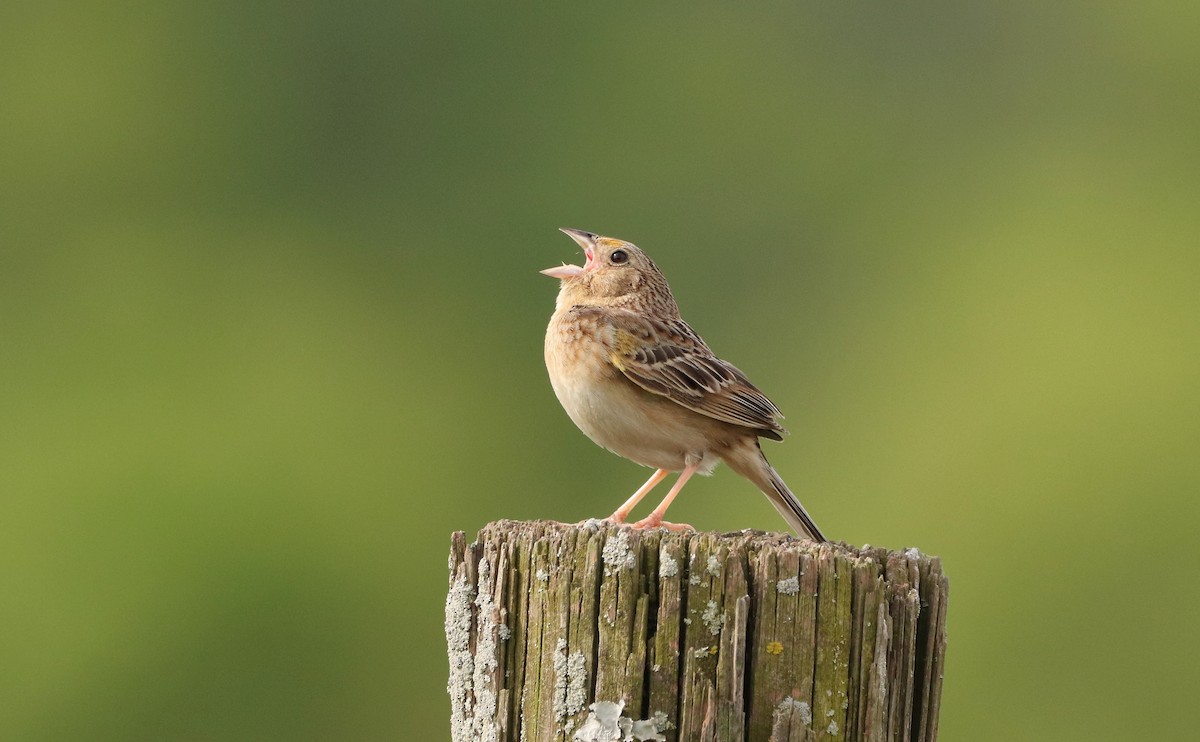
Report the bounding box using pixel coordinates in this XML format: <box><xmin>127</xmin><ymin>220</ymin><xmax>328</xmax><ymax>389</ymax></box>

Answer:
<box><xmin>773</xmin><ymin>696</ymin><xmax>813</xmax><ymax>727</ymax></box>
<box><xmin>827</xmin><ymin>720</ymin><xmax>840</xmax><ymax>735</ymax></box>
<box><xmin>445</xmin><ymin>573</ymin><xmax>475</xmax><ymax>742</ymax></box>
<box><xmin>573</xmin><ymin>700</ymin><xmax>622</xmax><ymax>741</ymax></box>
<box><xmin>536</xmin><ymin>568</ymin><xmax>551</xmax><ymax>582</ymax></box>
<box><xmin>553</xmin><ymin>638</ymin><xmax>589</xmax><ymax>727</ymax></box>
<box><xmin>905</xmin><ymin>547</ymin><xmax>922</xmax><ymax>560</ymax></box>
<box><xmin>659</xmin><ymin>556</ymin><xmax>678</xmax><ymax>578</ymax></box>
<box><xmin>776</xmin><ymin>576</ymin><xmax>800</xmax><ymax>595</ymax></box>
<box><xmin>520</xmin><ymin>689</ymin><xmax>528</xmax><ymax>742</ymax></box>
<box><xmin>651</xmin><ymin>711</ymin><xmax>672</xmax><ymax>732</ymax></box>
<box><xmin>689</xmin><ymin>574</ymin><xmax>701</xmax><ymax>585</ymax></box>
<box><xmin>572</xmin><ymin>700</ymin><xmax>669</xmax><ymax>741</ymax></box>
<box><xmin>498</xmin><ymin>623</ymin><xmax>512</xmax><ymax>641</ymax></box>
<box><xmin>471</xmin><ymin>559</ymin><xmax>500</xmax><ymax>742</ymax></box>
<box><xmin>602</xmin><ymin>530</ymin><xmax>635</xmax><ymax>575</ymax></box>
<box><xmin>629</xmin><ymin>717</ymin><xmax>667</xmax><ymax>741</ymax></box>
<box><xmin>706</xmin><ymin>554</ymin><xmax>721</xmax><ymax>576</ymax></box>
<box><xmin>553</xmin><ymin>640</ymin><xmax>569</xmax><ymax>722</ymax></box>
<box><xmin>693</xmin><ymin>646</ymin><xmax>711</xmax><ymax>659</ymax></box>
<box><xmin>566</xmin><ymin>652</ymin><xmax>587</xmax><ymax>715</ymax></box>
<box><xmin>701</xmin><ymin>600</ymin><xmax>725</xmax><ymax>637</ymax></box>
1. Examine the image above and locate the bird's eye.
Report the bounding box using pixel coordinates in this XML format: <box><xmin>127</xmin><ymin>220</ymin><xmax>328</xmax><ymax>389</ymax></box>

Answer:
<box><xmin>610</xmin><ymin>250</ymin><xmax>629</xmax><ymax>265</ymax></box>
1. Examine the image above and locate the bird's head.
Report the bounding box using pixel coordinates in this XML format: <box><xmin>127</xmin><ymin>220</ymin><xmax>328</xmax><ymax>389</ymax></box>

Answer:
<box><xmin>541</xmin><ymin>228</ymin><xmax>675</xmax><ymax>312</ymax></box>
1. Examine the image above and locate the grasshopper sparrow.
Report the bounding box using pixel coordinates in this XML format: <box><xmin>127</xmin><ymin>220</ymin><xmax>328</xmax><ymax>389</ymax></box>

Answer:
<box><xmin>541</xmin><ymin>228</ymin><xmax>825</xmax><ymax>541</ymax></box>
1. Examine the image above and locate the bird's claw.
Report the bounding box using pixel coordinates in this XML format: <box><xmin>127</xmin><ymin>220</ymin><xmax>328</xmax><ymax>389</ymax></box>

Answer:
<box><xmin>630</xmin><ymin>515</ymin><xmax>695</xmax><ymax>532</ymax></box>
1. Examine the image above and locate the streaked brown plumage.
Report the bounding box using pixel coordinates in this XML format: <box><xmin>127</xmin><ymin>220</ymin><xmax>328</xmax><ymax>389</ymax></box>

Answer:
<box><xmin>541</xmin><ymin>228</ymin><xmax>825</xmax><ymax>541</ymax></box>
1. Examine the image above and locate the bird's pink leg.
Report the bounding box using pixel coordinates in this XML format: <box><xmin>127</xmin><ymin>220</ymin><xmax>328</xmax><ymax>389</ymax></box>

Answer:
<box><xmin>632</xmin><ymin>464</ymin><xmax>699</xmax><ymax>531</ymax></box>
<box><xmin>608</xmin><ymin>468</ymin><xmax>670</xmax><ymax>524</ymax></box>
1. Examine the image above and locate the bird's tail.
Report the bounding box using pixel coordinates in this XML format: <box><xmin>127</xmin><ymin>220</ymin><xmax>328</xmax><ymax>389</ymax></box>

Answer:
<box><xmin>722</xmin><ymin>441</ymin><xmax>826</xmax><ymax>542</ymax></box>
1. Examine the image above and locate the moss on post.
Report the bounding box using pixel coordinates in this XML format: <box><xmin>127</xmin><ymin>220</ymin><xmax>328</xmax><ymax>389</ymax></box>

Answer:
<box><xmin>446</xmin><ymin>520</ymin><xmax>948</xmax><ymax>742</ymax></box>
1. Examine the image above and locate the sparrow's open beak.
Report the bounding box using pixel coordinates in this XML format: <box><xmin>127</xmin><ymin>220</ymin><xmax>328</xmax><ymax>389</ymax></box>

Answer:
<box><xmin>540</xmin><ymin>228</ymin><xmax>599</xmax><ymax>279</ymax></box>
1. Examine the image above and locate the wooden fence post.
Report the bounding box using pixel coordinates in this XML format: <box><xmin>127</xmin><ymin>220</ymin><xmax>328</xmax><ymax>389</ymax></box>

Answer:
<box><xmin>446</xmin><ymin>520</ymin><xmax>948</xmax><ymax>742</ymax></box>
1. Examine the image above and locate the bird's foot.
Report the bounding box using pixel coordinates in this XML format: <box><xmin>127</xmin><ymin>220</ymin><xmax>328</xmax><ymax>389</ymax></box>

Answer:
<box><xmin>630</xmin><ymin>514</ymin><xmax>695</xmax><ymax>531</ymax></box>
<box><xmin>543</xmin><ymin>515</ymin><xmax>693</xmax><ymax>531</ymax></box>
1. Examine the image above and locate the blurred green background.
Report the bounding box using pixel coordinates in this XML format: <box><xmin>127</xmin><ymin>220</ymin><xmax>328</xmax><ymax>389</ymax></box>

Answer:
<box><xmin>2</xmin><ymin>1</ymin><xmax>1197</xmax><ymax>739</ymax></box>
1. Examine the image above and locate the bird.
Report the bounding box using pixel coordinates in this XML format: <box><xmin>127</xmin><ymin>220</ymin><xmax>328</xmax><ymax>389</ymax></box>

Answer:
<box><xmin>541</xmin><ymin>228</ymin><xmax>825</xmax><ymax>541</ymax></box>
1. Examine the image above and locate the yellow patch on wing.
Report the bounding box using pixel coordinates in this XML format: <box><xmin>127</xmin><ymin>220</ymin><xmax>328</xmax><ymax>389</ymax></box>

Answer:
<box><xmin>609</xmin><ymin>328</ymin><xmax>639</xmax><ymax>371</ymax></box>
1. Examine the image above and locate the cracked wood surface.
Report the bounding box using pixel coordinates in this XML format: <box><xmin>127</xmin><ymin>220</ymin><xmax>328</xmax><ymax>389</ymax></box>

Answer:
<box><xmin>446</xmin><ymin>520</ymin><xmax>948</xmax><ymax>742</ymax></box>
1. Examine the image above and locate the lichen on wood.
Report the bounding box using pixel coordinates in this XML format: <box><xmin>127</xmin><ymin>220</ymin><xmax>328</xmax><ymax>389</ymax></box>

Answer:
<box><xmin>446</xmin><ymin>520</ymin><xmax>949</xmax><ymax>742</ymax></box>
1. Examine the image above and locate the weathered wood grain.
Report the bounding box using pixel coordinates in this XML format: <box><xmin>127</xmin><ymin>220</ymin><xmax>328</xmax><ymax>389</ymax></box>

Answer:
<box><xmin>446</xmin><ymin>520</ymin><xmax>949</xmax><ymax>742</ymax></box>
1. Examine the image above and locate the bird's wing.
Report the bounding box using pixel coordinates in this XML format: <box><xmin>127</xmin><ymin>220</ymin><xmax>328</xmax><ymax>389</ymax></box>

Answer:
<box><xmin>574</xmin><ymin>306</ymin><xmax>787</xmax><ymax>439</ymax></box>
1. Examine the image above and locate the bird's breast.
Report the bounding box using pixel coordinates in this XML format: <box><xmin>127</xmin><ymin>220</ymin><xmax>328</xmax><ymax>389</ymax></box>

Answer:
<box><xmin>544</xmin><ymin>309</ymin><xmax>727</xmax><ymax>472</ymax></box>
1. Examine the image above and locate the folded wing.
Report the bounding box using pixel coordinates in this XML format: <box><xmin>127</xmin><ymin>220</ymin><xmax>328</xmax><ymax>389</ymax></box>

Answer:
<box><xmin>573</xmin><ymin>306</ymin><xmax>787</xmax><ymax>440</ymax></box>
